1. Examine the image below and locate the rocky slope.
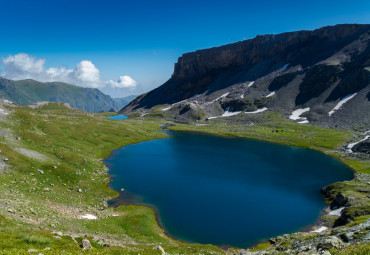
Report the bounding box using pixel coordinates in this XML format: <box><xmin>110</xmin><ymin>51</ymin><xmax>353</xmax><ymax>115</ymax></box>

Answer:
<box><xmin>122</xmin><ymin>24</ymin><xmax>370</xmax><ymax>130</ymax></box>
<box><xmin>0</xmin><ymin>77</ymin><xmax>119</xmax><ymax>112</ymax></box>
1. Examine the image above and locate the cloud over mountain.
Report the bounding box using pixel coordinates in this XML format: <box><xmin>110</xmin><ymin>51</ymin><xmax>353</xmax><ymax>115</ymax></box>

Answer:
<box><xmin>1</xmin><ymin>53</ymin><xmax>136</xmax><ymax>90</ymax></box>
<box><xmin>106</xmin><ymin>75</ymin><xmax>137</xmax><ymax>89</ymax></box>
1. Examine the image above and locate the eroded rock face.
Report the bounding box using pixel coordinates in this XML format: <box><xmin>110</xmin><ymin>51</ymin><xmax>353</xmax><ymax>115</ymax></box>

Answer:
<box><xmin>173</xmin><ymin>24</ymin><xmax>369</xmax><ymax>80</ymax></box>
<box><xmin>122</xmin><ymin>24</ymin><xmax>370</xmax><ymax>129</ymax></box>
<box><xmin>331</xmin><ymin>193</ymin><xmax>349</xmax><ymax>209</ymax></box>
<box><xmin>352</xmin><ymin>139</ymin><xmax>370</xmax><ymax>154</ymax></box>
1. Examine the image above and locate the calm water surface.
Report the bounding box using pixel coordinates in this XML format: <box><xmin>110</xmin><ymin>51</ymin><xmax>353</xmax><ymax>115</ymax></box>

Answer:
<box><xmin>105</xmin><ymin>132</ymin><xmax>352</xmax><ymax>247</ymax></box>
<box><xmin>107</xmin><ymin>115</ymin><xmax>128</xmax><ymax>120</ymax></box>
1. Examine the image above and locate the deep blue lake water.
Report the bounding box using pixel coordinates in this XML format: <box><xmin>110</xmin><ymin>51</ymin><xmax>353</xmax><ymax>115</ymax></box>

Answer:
<box><xmin>105</xmin><ymin>132</ymin><xmax>353</xmax><ymax>247</ymax></box>
<box><xmin>107</xmin><ymin>115</ymin><xmax>128</xmax><ymax>120</ymax></box>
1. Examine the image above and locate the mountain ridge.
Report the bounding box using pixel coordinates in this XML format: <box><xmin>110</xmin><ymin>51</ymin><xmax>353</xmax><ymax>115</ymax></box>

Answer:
<box><xmin>122</xmin><ymin>24</ymin><xmax>370</xmax><ymax>129</ymax></box>
<box><xmin>0</xmin><ymin>77</ymin><xmax>119</xmax><ymax>112</ymax></box>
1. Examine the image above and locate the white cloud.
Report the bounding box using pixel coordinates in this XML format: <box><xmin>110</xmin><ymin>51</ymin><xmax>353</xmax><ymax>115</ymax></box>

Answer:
<box><xmin>73</xmin><ymin>60</ymin><xmax>101</xmax><ymax>88</ymax></box>
<box><xmin>2</xmin><ymin>53</ymin><xmax>46</xmax><ymax>80</ymax></box>
<box><xmin>106</xmin><ymin>75</ymin><xmax>137</xmax><ymax>89</ymax></box>
<box><xmin>1</xmin><ymin>53</ymin><xmax>136</xmax><ymax>91</ymax></box>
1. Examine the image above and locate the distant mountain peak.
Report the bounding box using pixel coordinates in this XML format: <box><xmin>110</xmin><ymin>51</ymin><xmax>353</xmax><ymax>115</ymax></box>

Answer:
<box><xmin>0</xmin><ymin>78</ymin><xmax>119</xmax><ymax>112</ymax></box>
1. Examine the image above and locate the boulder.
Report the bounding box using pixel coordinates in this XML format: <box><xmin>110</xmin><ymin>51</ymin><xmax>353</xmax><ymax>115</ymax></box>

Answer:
<box><xmin>330</xmin><ymin>193</ymin><xmax>348</xmax><ymax>209</ymax></box>
<box><xmin>340</xmin><ymin>232</ymin><xmax>354</xmax><ymax>242</ymax></box>
<box><xmin>239</xmin><ymin>251</ymin><xmax>267</xmax><ymax>255</ymax></box>
<box><xmin>81</xmin><ymin>239</ymin><xmax>92</xmax><ymax>250</ymax></box>
<box><xmin>317</xmin><ymin>236</ymin><xmax>343</xmax><ymax>250</ymax></box>
<box><xmin>352</xmin><ymin>139</ymin><xmax>370</xmax><ymax>154</ymax></box>
<box><xmin>154</xmin><ymin>245</ymin><xmax>165</xmax><ymax>254</ymax></box>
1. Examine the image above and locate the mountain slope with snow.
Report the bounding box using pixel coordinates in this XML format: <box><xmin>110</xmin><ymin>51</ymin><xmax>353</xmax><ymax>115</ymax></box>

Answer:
<box><xmin>122</xmin><ymin>24</ymin><xmax>370</xmax><ymax>129</ymax></box>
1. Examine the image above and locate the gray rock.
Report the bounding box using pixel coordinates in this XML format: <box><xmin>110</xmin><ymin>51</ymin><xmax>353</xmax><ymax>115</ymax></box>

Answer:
<box><xmin>37</xmin><ymin>169</ymin><xmax>44</xmax><ymax>174</ymax></box>
<box><xmin>340</xmin><ymin>232</ymin><xmax>354</xmax><ymax>242</ymax></box>
<box><xmin>352</xmin><ymin>138</ymin><xmax>370</xmax><ymax>154</ymax></box>
<box><xmin>78</xmin><ymin>189</ymin><xmax>82</xmax><ymax>193</ymax></box>
<box><xmin>239</xmin><ymin>251</ymin><xmax>267</xmax><ymax>255</ymax></box>
<box><xmin>317</xmin><ymin>236</ymin><xmax>343</xmax><ymax>250</ymax></box>
<box><xmin>52</xmin><ymin>166</ymin><xmax>57</xmax><ymax>169</ymax></box>
<box><xmin>331</xmin><ymin>193</ymin><xmax>348</xmax><ymax>208</ymax></box>
<box><xmin>154</xmin><ymin>245</ymin><xmax>165</xmax><ymax>254</ymax></box>
<box><xmin>81</xmin><ymin>239</ymin><xmax>92</xmax><ymax>250</ymax></box>
<box><xmin>27</xmin><ymin>249</ymin><xmax>37</xmax><ymax>253</ymax></box>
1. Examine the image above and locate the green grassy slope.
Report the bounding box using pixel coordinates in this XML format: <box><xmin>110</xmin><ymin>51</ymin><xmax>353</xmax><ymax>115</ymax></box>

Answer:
<box><xmin>0</xmin><ymin>104</ymin><xmax>368</xmax><ymax>254</ymax></box>
<box><xmin>0</xmin><ymin>104</ymin><xmax>221</xmax><ymax>254</ymax></box>
<box><xmin>0</xmin><ymin>78</ymin><xmax>119</xmax><ymax>112</ymax></box>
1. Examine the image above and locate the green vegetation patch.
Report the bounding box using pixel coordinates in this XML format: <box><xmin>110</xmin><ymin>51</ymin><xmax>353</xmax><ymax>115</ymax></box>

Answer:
<box><xmin>0</xmin><ymin>104</ymin><xmax>223</xmax><ymax>254</ymax></box>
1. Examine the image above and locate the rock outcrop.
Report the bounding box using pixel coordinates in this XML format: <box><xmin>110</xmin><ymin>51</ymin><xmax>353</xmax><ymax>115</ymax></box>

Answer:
<box><xmin>122</xmin><ymin>24</ymin><xmax>370</xmax><ymax>129</ymax></box>
<box><xmin>352</xmin><ymin>138</ymin><xmax>370</xmax><ymax>154</ymax></box>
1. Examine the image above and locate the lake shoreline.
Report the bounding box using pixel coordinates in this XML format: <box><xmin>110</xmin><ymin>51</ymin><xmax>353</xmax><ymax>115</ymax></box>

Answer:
<box><xmin>108</xmin><ymin>192</ymin><xmax>198</xmax><ymax>246</ymax></box>
<box><xmin>104</xmin><ymin>129</ymin><xmax>354</xmax><ymax>249</ymax></box>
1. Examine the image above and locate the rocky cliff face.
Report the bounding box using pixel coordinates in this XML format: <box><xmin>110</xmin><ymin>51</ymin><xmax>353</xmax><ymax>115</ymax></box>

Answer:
<box><xmin>122</xmin><ymin>24</ymin><xmax>370</xmax><ymax>129</ymax></box>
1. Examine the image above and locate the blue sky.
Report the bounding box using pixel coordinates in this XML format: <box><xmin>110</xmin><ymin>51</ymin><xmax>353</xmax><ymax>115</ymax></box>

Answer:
<box><xmin>0</xmin><ymin>0</ymin><xmax>369</xmax><ymax>97</ymax></box>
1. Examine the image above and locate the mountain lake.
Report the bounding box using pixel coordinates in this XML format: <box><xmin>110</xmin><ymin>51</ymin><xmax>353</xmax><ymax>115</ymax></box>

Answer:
<box><xmin>104</xmin><ymin>132</ymin><xmax>353</xmax><ymax>247</ymax></box>
<box><xmin>107</xmin><ymin>115</ymin><xmax>128</xmax><ymax>120</ymax></box>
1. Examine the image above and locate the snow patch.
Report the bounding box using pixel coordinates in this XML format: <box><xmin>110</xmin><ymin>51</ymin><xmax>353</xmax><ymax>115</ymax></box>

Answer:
<box><xmin>222</xmin><ymin>108</ymin><xmax>242</xmax><ymax>117</ymax></box>
<box><xmin>245</xmin><ymin>107</ymin><xmax>268</xmax><ymax>114</ymax></box>
<box><xmin>162</xmin><ymin>106</ymin><xmax>172</xmax><ymax>111</ymax></box>
<box><xmin>289</xmin><ymin>108</ymin><xmax>310</xmax><ymax>121</ymax></box>
<box><xmin>297</xmin><ymin>120</ymin><xmax>309</xmax><ymax>124</ymax></box>
<box><xmin>0</xmin><ymin>109</ymin><xmax>9</xmax><ymax>115</ymax></box>
<box><xmin>162</xmin><ymin>95</ymin><xmax>199</xmax><ymax>111</ymax></box>
<box><xmin>266</xmin><ymin>91</ymin><xmax>276</xmax><ymax>98</ymax></box>
<box><xmin>311</xmin><ymin>226</ymin><xmax>328</xmax><ymax>233</ymax></box>
<box><xmin>80</xmin><ymin>214</ymin><xmax>97</xmax><ymax>220</ymax></box>
<box><xmin>208</xmin><ymin>107</ymin><xmax>242</xmax><ymax>119</ymax></box>
<box><xmin>239</xmin><ymin>82</ymin><xmax>254</xmax><ymax>98</ymax></box>
<box><xmin>347</xmin><ymin>135</ymin><xmax>370</xmax><ymax>152</ymax></box>
<box><xmin>206</xmin><ymin>92</ymin><xmax>230</xmax><ymax>105</ymax></box>
<box><xmin>328</xmin><ymin>93</ymin><xmax>357</xmax><ymax>116</ymax></box>
<box><xmin>329</xmin><ymin>207</ymin><xmax>345</xmax><ymax>216</ymax></box>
